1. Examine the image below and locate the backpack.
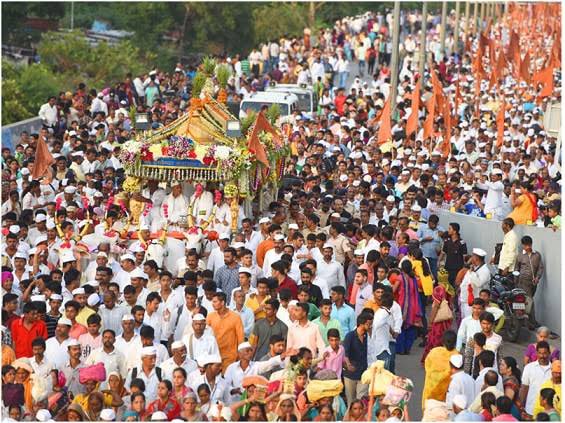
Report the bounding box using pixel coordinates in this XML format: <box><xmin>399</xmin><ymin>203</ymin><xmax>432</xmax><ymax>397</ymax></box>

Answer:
<box><xmin>131</xmin><ymin>366</ymin><xmax>162</xmax><ymax>382</ymax></box>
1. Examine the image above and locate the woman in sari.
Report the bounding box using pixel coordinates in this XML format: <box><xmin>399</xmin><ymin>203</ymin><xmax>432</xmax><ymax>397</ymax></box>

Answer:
<box><xmin>396</xmin><ymin>260</ymin><xmax>423</xmax><ymax>355</ymax></box>
<box><xmin>146</xmin><ymin>380</ymin><xmax>181</xmax><ymax>420</ymax></box>
<box><xmin>171</xmin><ymin>368</ymin><xmax>192</xmax><ymax>403</ymax></box>
<box><xmin>421</xmin><ymin>285</ymin><xmax>453</xmax><ymax>363</ymax></box>
<box><xmin>180</xmin><ymin>392</ymin><xmax>208</xmax><ymax>421</ymax></box>
<box><xmin>84</xmin><ymin>391</ymin><xmax>105</xmax><ymax>421</ymax></box>
<box><xmin>499</xmin><ymin>356</ymin><xmax>523</xmax><ymax>419</ymax></box>
<box><xmin>12</xmin><ymin>359</ymin><xmax>33</xmax><ymax>413</ymax></box>
<box><xmin>421</xmin><ymin>330</ymin><xmax>459</xmax><ymax>410</ymax></box>
<box><xmin>508</xmin><ymin>182</ymin><xmax>538</xmax><ymax>225</ymax></box>
<box><xmin>269</xmin><ymin>394</ymin><xmax>300</xmax><ymax>421</ymax></box>
<box><xmin>343</xmin><ymin>399</ymin><xmax>366</xmax><ymax>421</ymax></box>
<box><xmin>73</xmin><ymin>379</ymin><xmax>123</xmax><ymax>412</ymax></box>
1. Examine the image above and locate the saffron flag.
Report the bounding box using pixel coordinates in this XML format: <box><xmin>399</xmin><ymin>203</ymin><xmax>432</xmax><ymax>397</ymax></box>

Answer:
<box><xmin>520</xmin><ymin>52</ymin><xmax>531</xmax><ymax>83</ymax></box>
<box><xmin>496</xmin><ymin>99</ymin><xmax>506</xmax><ymax>148</ymax></box>
<box><xmin>406</xmin><ymin>83</ymin><xmax>420</xmax><ymax>137</ymax></box>
<box><xmin>31</xmin><ymin>137</ymin><xmax>54</xmax><ymax>180</ymax></box>
<box><xmin>377</xmin><ymin>97</ymin><xmax>392</xmax><ymax>145</ymax></box>
<box><xmin>247</xmin><ymin>111</ymin><xmax>275</xmax><ymax>168</ymax></box>
<box><xmin>423</xmin><ymin>95</ymin><xmax>435</xmax><ymax>141</ymax></box>
<box><xmin>442</xmin><ymin>101</ymin><xmax>452</xmax><ymax>159</ymax></box>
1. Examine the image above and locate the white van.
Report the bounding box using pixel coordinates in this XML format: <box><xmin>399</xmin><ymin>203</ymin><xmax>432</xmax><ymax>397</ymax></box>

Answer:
<box><xmin>239</xmin><ymin>92</ymin><xmax>299</xmax><ymax>120</ymax></box>
<box><xmin>265</xmin><ymin>83</ymin><xmax>318</xmax><ymax>118</ymax></box>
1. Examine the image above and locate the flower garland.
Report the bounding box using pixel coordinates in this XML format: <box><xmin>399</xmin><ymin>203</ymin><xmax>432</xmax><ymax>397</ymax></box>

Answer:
<box><xmin>54</xmin><ymin>196</ymin><xmax>91</xmax><ymax>247</ymax></box>
<box><xmin>137</xmin><ymin>203</ymin><xmax>152</xmax><ymax>250</ymax></box>
<box><xmin>167</xmin><ymin>136</ymin><xmax>197</xmax><ymax>159</ymax></box>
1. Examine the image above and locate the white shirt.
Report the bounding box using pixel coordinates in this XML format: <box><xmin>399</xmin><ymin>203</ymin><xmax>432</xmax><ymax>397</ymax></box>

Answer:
<box><xmin>126</xmin><ymin>366</ymin><xmax>161</xmax><ymax>402</ymax></box>
<box><xmin>114</xmin><ymin>333</ymin><xmax>141</xmax><ymax>370</ymax></box>
<box><xmin>446</xmin><ymin>370</ymin><xmax>477</xmax><ymax>410</ymax></box>
<box><xmin>86</xmin><ymin>347</ymin><xmax>127</xmax><ymax>379</ymax></box>
<box><xmin>98</xmin><ymin>304</ymin><xmax>129</xmax><ymax>336</ymax></box>
<box><xmin>182</xmin><ymin>332</ymin><xmax>220</xmax><ymax>361</ymax></box>
<box><xmin>160</xmin><ymin>356</ymin><xmax>198</xmax><ymax>381</ymax></box>
<box><xmin>354</xmin><ymin>283</ymin><xmax>373</xmax><ymax>316</ymax></box>
<box><xmin>475</xmin><ymin>367</ymin><xmax>504</xmax><ymax>395</ymax></box>
<box><xmin>38</xmin><ymin>102</ymin><xmax>58</xmax><ymax>126</ymax></box>
<box><xmin>480</xmin><ymin>180</ymin><xmax>505</xmax><ymax>217</ymax></box>
<box><xmin>230</xmin><ymin>305</ymin><xmax>255</xmax><ymax>338</ymax></box>
<box><xmin>224</xmin><ymin>356</ymin><xmax>284</xmax><ymax>402</ymax></box>
<box><xmin>243</xmin><ymin>231</ymin><xmax>263</xmax><ymax>262</ymax></box>
<box><xmin>143</xmin><ymin>309</ymin><xmax>169</xmax><ymax>341</ymax></box>
<box><xmin>368</xmin><ymin>307</ymin><xmax>393</xmax><ymax>359</ymax></box>
<box><xmin>316</xmin><ymin>259</ymin><xmax>346</xmax><ymax>290</ymax></box>
<box><xmin>45</xmin><ymin>336</ymin><xmax>71</xmax><ymax>368</ymax></box>
<box><xmin>262</xmin><ymin>249</ymin><xmax>283</xmax><ymax>277</ymax></box>
<box><xmin>206</xmin><ymin>247</ymin><xmax>225</xmax><ymax>276</ymax></box>
<box><xmin>522</xmin><ymin>360</ymin><xmax>552</xmax><ymax>415</ymax></box>
<box><xmin>189</xmin><ymin>373</ymin><xmax>230</xmax><ymax>404</ymax></box>
<box><xmin>459</xmin><ymin>264</ymin><xmax>491</xmax><ymax>319</ymax></box>
<box><xmin>30</xmin><ymin>356</ymin><xmax>55</xmax><ymax>380</ymax></box>
<box><xmin>456</xmin><ymin>316</ymin><xmax>482</xmax><ymax>350</ymax></box>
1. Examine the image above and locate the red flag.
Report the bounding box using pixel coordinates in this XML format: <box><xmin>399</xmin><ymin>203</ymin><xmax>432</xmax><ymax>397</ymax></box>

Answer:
<box><xmin>406</xmin><ymin>83</ymin><xmax>420</xmax><ymax>137</ymax></box>
<box><xmin>496</xmin><ymin>99</ymin><xmax>506</xmax><ymax>148</ymax></box>
<box><xmin>377</xmin><ymin>97</ymin><xmax>392</xmax><ymax>145</ymax></box>
<box><xmin>31</xmin><ymin>137</ymin><xmax>54</xmax><ymax>180</ymax></box>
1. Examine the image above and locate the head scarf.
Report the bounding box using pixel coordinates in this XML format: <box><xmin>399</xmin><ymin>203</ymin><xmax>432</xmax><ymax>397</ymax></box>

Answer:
<box><xmin>432</xmin><ymin>285</ymin><xmax>446</xmax><ymax>303</ymax></box>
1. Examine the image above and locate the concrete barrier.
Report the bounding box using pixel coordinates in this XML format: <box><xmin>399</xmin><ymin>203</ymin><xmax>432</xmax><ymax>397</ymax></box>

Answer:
<box><xmin>1</xmin><ymin>117</ymin><xmax>43</xmax><ymax>152</ymax></box>
<box><xmin>436</xmin><ymin>210</ymin><xmax>561</xmax><ymax>335</ymax></box>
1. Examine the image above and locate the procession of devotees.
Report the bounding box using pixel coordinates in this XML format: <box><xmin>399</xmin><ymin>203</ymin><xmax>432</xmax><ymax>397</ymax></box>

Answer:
<box><xmin>1</xmin><ymin>3</ymin><xmax>562</xmax><ymax>422</ymax></box>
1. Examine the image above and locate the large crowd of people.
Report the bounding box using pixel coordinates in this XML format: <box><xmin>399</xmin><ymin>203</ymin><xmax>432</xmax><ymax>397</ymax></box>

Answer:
<box><xmin>1</xmin><ymin>4</ymin><xmax>562</xmax><ymax>422</ymax></box>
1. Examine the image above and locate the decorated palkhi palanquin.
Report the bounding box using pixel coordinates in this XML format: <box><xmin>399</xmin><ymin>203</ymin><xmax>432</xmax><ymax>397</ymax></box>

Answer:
<box><xmin>113</xmin><ymin>59</ymin><xmax>289</xmax><ymax>272</ymax></box>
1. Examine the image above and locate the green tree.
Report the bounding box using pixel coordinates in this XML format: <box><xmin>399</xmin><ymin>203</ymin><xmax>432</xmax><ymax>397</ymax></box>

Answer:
<box><xmin>16</xmin><ymin>63</ymin><xmax>65</xmax><ymax>114</ymax></box>
<box><xmin>2</xmin><ymin>76</ymin><xmax>33</xmax><ymax>124</ymax></box>
<box><xmin>252</xmin><ymin>3</ymin><xmax>308</xmax><ymax>44</ymax></box>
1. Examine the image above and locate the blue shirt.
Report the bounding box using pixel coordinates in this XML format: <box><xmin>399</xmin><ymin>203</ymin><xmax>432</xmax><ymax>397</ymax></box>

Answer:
<box><xmin>342</xmin><ymin>329</ymin><xmax>368</xmax><ymax>380</ymax></box>
<box><xmin>454</xmin><ymin>411</ymin><xmax>484</xmax><ymax>421</ymax></box>
<box><xmin>331</xmin><ymin>303</ymin><xmax>356</xmax><ymax>334</ymax></box>
<box><xmin>416</xmin><ymin>224</ymin><xmax>444</xmax><ymax>259</ymax></box>
<box><xmin>215</xmin><ymin>265</ymin><xmax>240</xmax><ymax>305</ymax></box>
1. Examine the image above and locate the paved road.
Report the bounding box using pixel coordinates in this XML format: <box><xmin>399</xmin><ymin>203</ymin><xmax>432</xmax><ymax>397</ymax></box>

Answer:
<box><xmin>396</xmin><ymin>325</ymin><xmax>560</xmax><ymax>421</ymax></box>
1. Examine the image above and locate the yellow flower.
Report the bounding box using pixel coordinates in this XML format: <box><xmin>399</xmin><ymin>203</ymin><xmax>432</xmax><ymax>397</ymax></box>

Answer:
<box><xmin>149</xmin><ymin>144</ymin><xmax>163</xmax><ymax>159</ymax></box>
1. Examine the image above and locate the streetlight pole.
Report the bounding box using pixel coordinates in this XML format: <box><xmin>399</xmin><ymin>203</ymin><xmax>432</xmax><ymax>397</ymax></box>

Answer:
<box><xmin>440</xmin><ymin>1</ymin><xmax>448</xmax><ymax>58</ymax></box>
<box><xmin>419</xmin><ymin>1</ymin><xmax>428</xmax><ymax>89</ymax></box>
<box><xmin>390</xmin><ymin>1</ymin><xmax>401</xmax><ymax>112</ymax></box>
<box><xmin>70</xmin><ymin>1</ymin><xmax>74</xmax><ymax>30</ymax></box>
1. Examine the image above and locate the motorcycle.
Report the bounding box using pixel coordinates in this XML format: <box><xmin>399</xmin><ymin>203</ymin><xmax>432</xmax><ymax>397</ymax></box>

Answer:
<box><xmin>489</xmin><ymin>271</ymin><xmax>528</xmax><ymax>342</ymax></box>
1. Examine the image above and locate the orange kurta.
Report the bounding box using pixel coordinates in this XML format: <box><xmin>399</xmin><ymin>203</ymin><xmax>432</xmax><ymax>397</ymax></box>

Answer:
<box><xmin>256</xmin><ymin>239</ymin><xmax>275</xmax><ymax>268</ymax></box>
<box><xmin>206</xmin><ymin>310</ymin><xmax>244</xmax><ymax>372</ymax></box>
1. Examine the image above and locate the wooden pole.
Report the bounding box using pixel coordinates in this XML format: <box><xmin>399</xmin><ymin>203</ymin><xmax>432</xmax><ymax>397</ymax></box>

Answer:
<box><xmin>480</xmin><ymin>2</ymin><xmax>486</xmax><ymax>31</ymax></box>
<box><xmin>419</xmin><ymin>1</ymin><xmax>428</xmax><ymax>88</ymax></box>
<box><xmin>390</xmin><ymin>1</ymin><xmax>401</xmax><ymax>112</ymax></box>
<box><xmin>464</xmin><ymin>1</ymin><xmax>470</xmax><ymax>51</ymax></box>
<box><xmin>473</xmin><ymin>1</ymin><xmax>479</xmax><ymax>35</ymax></box>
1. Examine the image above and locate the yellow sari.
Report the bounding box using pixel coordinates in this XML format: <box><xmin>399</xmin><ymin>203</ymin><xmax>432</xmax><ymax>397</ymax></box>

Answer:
<box><xmin>422</xmin><ymin>346</ymin><xmax>458</xmax><ymax>410</ymax></box>
<box><xmin>410</xmin><ymin>258</ymin><xmax>434</xmax><ymax>296</ymax></box>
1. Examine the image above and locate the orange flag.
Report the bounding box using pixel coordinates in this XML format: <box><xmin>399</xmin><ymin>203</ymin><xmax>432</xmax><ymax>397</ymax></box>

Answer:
<box><xmin>442</xmin><ymin>101</ymin><xmax>452</xmax><ymax>159</ymax></box>
<box><xmin>247</xmin><ymin>111</ymin><xmax>275</xmax><ymax>168</ymax></box>
<box><xmin>431</xmin><ymin>67</ymin><xmax>444</xmax><ymax>110</ymax></box>
<box><xmin>507</xmin><ymin>31</ymin><xmax>521</xmax><ymax>68</ymax></box>
<box><xmin>533</xmin><ymin>66</ymin><xmax>553</xmax><ymax>86</ymax></box>
<box><xmin>423</xmin><ymin>95</ymin><xmax>435</xmax><ymax>141</ymax></box>
<box><xmin>406</xmin><ymin>83</ymin><xmax>420</xmax><ymax>137</ymax></box>
<box><xmin>31</xmin><ymin>137</ymin><xmax>54</xmax><ymax>180</ymax></box>
<box><xmin>377</xmin><ymin>97</ymin><xmax>392</xmax><ymax>145</ymax></box>
<box><xmin>496</xmin><ymin>99</ymin><xmax>506</xmax><ymax>148</ymax></box>
<box><xmin>495</xmin><ymin>50</ymin><xmax>508</xmax><ymax>80</ymax></box>
<box><xmin>520</xmin><ymin>52</ymin><xmax>531</xmax><ymax>83</ymax></box>
<box><xmin>539</xmin><ymin>69</ymin><xmax>554</xmax><ymax>98</ymax></box>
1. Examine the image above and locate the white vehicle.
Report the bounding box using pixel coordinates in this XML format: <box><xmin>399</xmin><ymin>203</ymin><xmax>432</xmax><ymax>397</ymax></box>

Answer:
<box><xmin>239</xmin><ymin>91</ymin><xmax>299</xmax><ymax>120</ymax></box>
<box><xmin>266</xmin><ymin>83</ymin><xmax>318</xmax><ymax>118</ymax></box>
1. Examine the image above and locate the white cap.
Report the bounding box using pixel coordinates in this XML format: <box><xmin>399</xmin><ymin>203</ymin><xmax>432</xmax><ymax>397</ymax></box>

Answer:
<box><xmin>472</xmin><ymin>248</ymin><xmax>487</xmax><ymax>257</ymax></box>
<box><xmin>72</xmin><ymin>287</ymin><xmax>85</xmax><ymax>296</ymax></box>
<box><xmin>14</xmin><ymin>251</ymin><xmax>28</xmax><ymax>260</ymax></box>
<box><xmin>94</xmin><ymin>191</ymin><xmax>104</xmax><ymax>198</ymax></box>
<box><xmin>273</xmin><ymin>234</ymin><xmax>285</xmax><ymax>241</ymax></box>
<box><xmin>34</xmin><ymin>235</ymin><xmax>48</xmax><ymax>246</ymax></box>
<box><xmin>35</xmin><ymin>214</ymin><xmax>47</xmax><ymax>223</ymax></box>
<box><xmin>60</xmin><ymin>250</ymin><xmax>76</xmax><ymax>264</ymax></box>
<box><xmin>231</xmin><ymin>242</ymin><xmax>245</xmax><ymax>249</ymax></box>
<box><xmin>57</xmin><ymin>317</ymin><xmax>72</xmax><ymax>326</ymax></box>
<box><xmin>449</xmin><ymin>354</ymin><xmax>463</xmax><ymax>369</ymax></box>
<box><xmin>150</xmin><ymin>411</ymin><xmax>168</xmax><ymax>421</ymax></box>
<box><xmin>100</xmin><ymin>409</ymin><xmax>116</xmax><ymax>421</ymax></box>
<box><xmin>452</xmin><ymin>394</ymin><xmax>467</xmax><ymax>410</ymax></box>
<box><xmin>96</xmin><ymin>252</ymin><xmax>108</xmax><ymax>258</ymax></box>
<box><xmin>67</xmin><ymin>339</ymin><xmax>81</xmax><ymax>347</ymax></box>
<box><xmin>31</xmin><ymin>294</ymin><xmax>46</xmax><ymax>302</ymax></box>
<box><xmin>46</xmin><ymin>220</ymin><xmax>56</xmax><ymax>230</ymax></box>
<box><xmin>238</xmin><ymin>341</ymin><xmax>253</xmax><ymax>351</ymax></box>
<box><xmin>198</xmin><ymin>354</ymin><xmax>222</xmax><ymax>367</ymax></box>
<box><xmin>64</xmin><ymin>186</ymin><xmax>77</xmax><ymax>194</ymax></box>
<box><xmin>363</xmin><ymin>174</ymin><xmax>372</xmax><ymax>183</ymax></box>
<box><xmin>491</xmin><ymin>169</ymin><xmax>503</xmax><ymax>176</ymax></box>
<box><xmin>141</xmin><ymin>346</ymin><xmax>158</xmax><ymax>356</ymax></box>
<box><xmin>35</xmin><ymin>409</ymin><xmax>52</xmax><ymax>422</ymax></box>
<box><xmin>171</xmin><ymin>341</ymin><xmax>185</xmax><ymax>350</ymax></box>
<box><xmin>322</xmin><ymin>243</ymin><xmax>334</xmax><ymax>250</ymax></box>
<box><xmin>129</xmin><ymin>244</ymin><xmax>145</xmax><ymax>253</ymax></box>
<box><xmin>139</xmin><ymin>223</ymin><xmax>150</xmax><ymax>231</ymax></box>
<box><xmin>49</xmin><ymin>294</ymin><xmax>63</xmax><ymax>302</ymax></box>
<box><xmin>87</xmin><ymin>294</ymin><xmax>100</xmax><ymax>307</ymax></box>
<box><xmin>386</xmin><ymin>195</ymin><xmax>395</xmax><ymax>202</ymax></box>
<box><xmin>149</xmin><ymin>70</ymin><xmax>157</xmax><ymax>76</ymax></box>
<box><xmin>411</xmin><ymin>204</ymin><xmax>422</xmax><ymax>212</ymax></box>
<box><xmin>238</xmin><ymin>267</ymin><xmax>252</xmax><ymax>275</ymax></box>
<box><xmin>130</xmin><ymin>268</ymin><xmax>148</xmax><ymax>280</ymax></box>
<box><xmin>339</xmin><ymin>174</ymin><xmax>348</xmax><ymax>182</ymax></box>
<box><xmin>288</xmin><ymin>223</ymin><xmax>299</xmax><ymax>230</ymax></box>
<box><xmin>219</xmin><ymin>232</ymin><xmax>230</xmax><ymax>240</ymax></box>
<box><xmin>120</xmin><ymin>253</ymin><xmax>136</xmax><ymax>262</ymax></box>
<box><xmin>9</xmin><ymin>225</ymin><xmax>20</xmax><ymax>234</ymax></box>
<box><xmin>352</xmin><ymin>180</ymin><xmax>361</xmax><ymax>187</ymax></box>
<box><xmin>192</xmin><ymin>313</ymin><xmax>206</xmax><ymax>321</ymax></box>
<box><xmin>354</xmin><ymin>249</ymin><xmax>364</xmax><ymax>256</ymax></box>
<box><xmin>258</xmin><ymin>217</ymin><xmax>270</xmax><ymax>224</ymax></box>
<box><xmin>121</xmin><ymin>314</ymin><xmax>134</xmax><ymax>321</ymax></box>
<box><xmin>330</xmin><ymin>212</ymin><xmax>341</xmax><ymax>219</ymax></box>
<box><xmin>20</xmin><ymin>168</ymin><xmax>30</xmax><ymax>176</ymax></box>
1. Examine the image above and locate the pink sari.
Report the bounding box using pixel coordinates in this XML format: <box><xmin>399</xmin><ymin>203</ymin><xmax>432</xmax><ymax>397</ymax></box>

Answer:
<box><xmin>421</xmin><ymin>286</ymin><xmax>452</xmax><ymax>363</ymax></box>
